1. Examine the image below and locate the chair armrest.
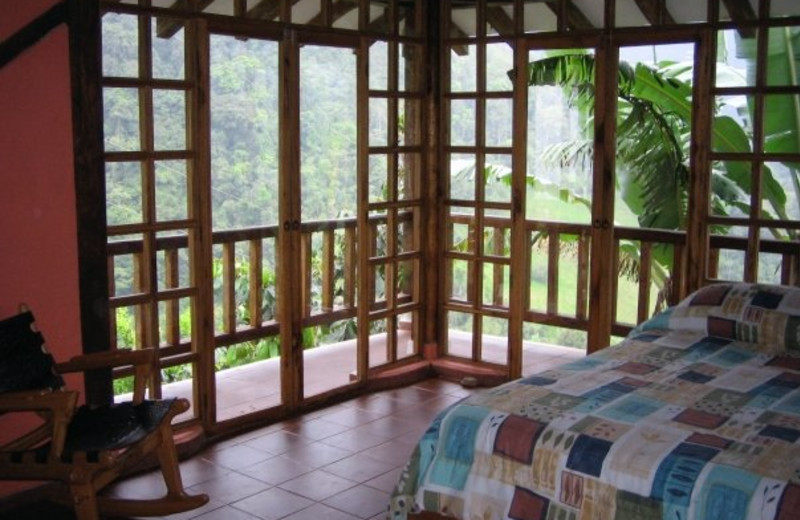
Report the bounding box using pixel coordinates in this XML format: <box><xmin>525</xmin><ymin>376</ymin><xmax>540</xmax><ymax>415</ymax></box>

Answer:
<box><xmin>55</xmin><ymin>348</ymin><xmax>156</xmax><ymax>404</ymax></box>
<box><xmin>0</xmin><ymin>389</ymin><xmax>78</xmax><ymax>457</ymax></box>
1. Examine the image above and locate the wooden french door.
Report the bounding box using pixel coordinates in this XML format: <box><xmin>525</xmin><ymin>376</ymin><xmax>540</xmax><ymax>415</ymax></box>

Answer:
<box><xmin>201</xmin><ymin>24</ymin><xmax>364</xmax><ymax>428</ymax></box>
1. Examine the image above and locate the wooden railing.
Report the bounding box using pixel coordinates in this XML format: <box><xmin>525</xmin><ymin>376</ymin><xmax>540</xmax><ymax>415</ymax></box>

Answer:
<box><xmin>107</xmin><ymin>212</ymin><xmax>416</xmax><ymax>364</ymax></box>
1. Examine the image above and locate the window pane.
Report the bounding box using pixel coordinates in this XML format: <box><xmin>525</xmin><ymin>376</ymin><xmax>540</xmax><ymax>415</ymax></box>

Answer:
<box><xmin>103</xmin><ymin>13</ymin><xmax>138</xmax><ymax>77</ymax></box>
<box><xmin>152</xmin><ymin>17</ymin><xmax>185</xmax><ymax>80</ymax></box>
<box><xmin>153</xmin><ymin>89</ymin><xmax>186</xmax><ymax>151</ymax></box>
<box><xmin>106</xmin><ymin>161</ymin><xmax>143</xmax><ymax>225</ymax></box>
<box><xmin>155</xmin><ymin>160</ymin><xmax>188</xmax><ymax>221</ymax></box>
<box><xmin>763</xmin><ymin>94</ymin><xmax>800</xmax><ymax>154</ymax></box>
<box><xmin>450</xmin><ymin>45</ymin><xmax>477</xmax><ymax>92</ymax></box>
<box><xmin>104</xmin><ymin>88</ymin><xmax>141</xmax><ymax>152</ymax></box>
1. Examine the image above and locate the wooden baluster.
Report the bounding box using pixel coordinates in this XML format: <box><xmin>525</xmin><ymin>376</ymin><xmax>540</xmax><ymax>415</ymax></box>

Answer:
<box><xmin>222</xmin><ymin>242</ymin><xmax>236</xmax><ymax>334</ymax></box>
<box><xmin>164</xmin><ymin>248</ymin><xmax>180</xmax><ymax>345</ymax></box>
<box><xmin>301</xmin><ymin>232</ymin><xmax>313</xmax><ymax>317</ymax></box>
<box><xmin>322</xmin><ymin>230</ymin><xmax>335</xmax><ymax>312</ymax></box>
<box><xmin>108</xmin><ymin>255</ymin><xmax>118</xmax><ymax>348</ymax></box>
<box><xmin>708</xmin><ymin>248</ymin><xmax>720</xmax><ymax>280</ymax></box>
<box><xmin>547</xmin><ymin>230</ymin><xmax>559</xmax><ymax>315</ymax></box>
<box><xmin>249</xmin><ymin>239</ymin><xmax>263</xmax><ymax>327</ymax></box>
<box><xmin>344</xmin><ymin>227</ymin><xmax>356</xmax><ymax>308</ymax></box>
<box><xmin>133</xmin><ymin>251</ymin><xmax>146</xmax><ymax>349</ymax></box>
<box><xmin>492</xmin><ymin>227</ymin><xmax>505</xmax><ymax>306</ymax></box>
<box><xmin>637</xmin><ymin>241</ymin><xmax>652</xmax><ymax>324</ymax></box>
<box><xmin>576</xmin><ymin>230</ymin><xmax>590</xmax><ymax>321</ymax></box>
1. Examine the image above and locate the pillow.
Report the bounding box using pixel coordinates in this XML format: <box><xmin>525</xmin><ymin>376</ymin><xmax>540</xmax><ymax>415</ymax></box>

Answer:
<box><xmin>636</xmin><ymin>282</ymin><xmax>800</xmax><ymax>353</ymax></box>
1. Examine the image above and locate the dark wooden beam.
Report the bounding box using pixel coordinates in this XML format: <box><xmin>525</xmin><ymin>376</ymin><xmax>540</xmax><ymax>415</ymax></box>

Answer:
<box><xmin>0</xmin><ymin>1</ymin><xmax>67</xmax><ymax>69</ymax></box>
<box><xmin>247</xmin><ymin>0</ymin><xmax>287</xmax><ymax>21</ymax></box>
<box><xmin>721</xmin><ymin>0</ymin><xmax>757</xmax><ymax>38</ymax></box>
<box><xmin>545</xmin><ymin>1</ymin><xmax>595</xmax><ymax>31</ymax></box>
<box><xmin>308</xmin><ymin>0</ymin><xmax>358</xmax><ymax>27</ymax></box>
<box><xmin>67</xmin><ymin>0</ymin><xmax>113</xmax><ymax>406</ymax></box>
<box><xmin>486</xmin><ymin>5</ymin><xmax>515</xmax><ymax>37</ymax></box>
<box><xmin>156</xmin><ymin>0</ymin><xmax>214</xmax><ymax>38</ymax></box>
<box><xmin>633</xmin><ymin>0</ymin><xmax>676</xmax><ymax>26</ymax></box>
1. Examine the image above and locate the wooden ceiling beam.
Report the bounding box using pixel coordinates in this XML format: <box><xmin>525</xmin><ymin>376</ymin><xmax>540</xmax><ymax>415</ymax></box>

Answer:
<box><xmin>545</xmin><ymin>1</ymin><xmax>595</xmax><ymax>31</ymax></box>
<box><xmin>307</xmin><ymin>0</ymin><xmax>358</xmax><ymax>27</ymax></box>
<box><xmin>721</xmin><ymin>0</ymin><xmax>757</xmax><ymax>38</ymax></box>
<box><xmin>156</xmin><ymin>0</ymin><xmax>214</xmax><ymax>38</ymax></box>
<box><xmin>633</xmin><ymin>0</ymin><xmax>676</xmax><ymax>26</ymax></box>
<box><xmin>485</xmin><ymin>5</ymin><xmax>515</xmax><ymax>37</ymax></box>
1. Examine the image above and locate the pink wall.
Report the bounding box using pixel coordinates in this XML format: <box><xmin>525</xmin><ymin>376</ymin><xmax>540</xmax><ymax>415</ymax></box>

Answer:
<box><xmin>0</xmin><ymin>0</ymin><xmax>83</xmax><ymax>497</ymax></box>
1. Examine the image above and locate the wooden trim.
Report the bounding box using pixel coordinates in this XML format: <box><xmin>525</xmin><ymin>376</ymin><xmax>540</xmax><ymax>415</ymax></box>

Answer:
<box><xmin>0</xmin><ymin>1</ymin><xmax>67</xmax><ymax>69</ymax></box>
<box><xmin>68</xmin><ymin>0</ymin><xmax>112</xmax><ymax>405</ymax></box>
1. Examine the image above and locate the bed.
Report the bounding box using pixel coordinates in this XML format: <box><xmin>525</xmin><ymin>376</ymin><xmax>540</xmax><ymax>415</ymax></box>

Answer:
<box><xmin>389</xmin><ymin>282</ymin><xmax>800</xmax><ymax>520</ymax></box>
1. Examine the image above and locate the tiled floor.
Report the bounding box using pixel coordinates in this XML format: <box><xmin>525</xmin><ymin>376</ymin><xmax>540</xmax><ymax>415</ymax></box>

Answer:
<box><xmin>2</xmin><ymin>344</ymin><xmax>584</xmax><ymax>520</ymax></box>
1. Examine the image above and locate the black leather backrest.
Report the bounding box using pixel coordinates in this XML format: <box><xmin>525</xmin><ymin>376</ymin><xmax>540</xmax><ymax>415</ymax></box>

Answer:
<box><xmin>0</xmin><ymin>311</ymin><xmax>65</xmax><ymax>393</ymax></box>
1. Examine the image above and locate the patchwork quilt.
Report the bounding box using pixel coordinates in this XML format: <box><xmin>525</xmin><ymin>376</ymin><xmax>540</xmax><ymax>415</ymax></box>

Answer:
<box><xmin>390</xmin><ymin>283</ymin><xmax>800</xmax><ymax>519</ymax></box>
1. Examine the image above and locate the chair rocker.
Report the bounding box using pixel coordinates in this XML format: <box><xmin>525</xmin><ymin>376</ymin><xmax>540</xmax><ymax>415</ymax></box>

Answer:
<box><xmin>0</xmin><ymin>308</ymin><xmax>208</xmax><ymax>519</ymax></box>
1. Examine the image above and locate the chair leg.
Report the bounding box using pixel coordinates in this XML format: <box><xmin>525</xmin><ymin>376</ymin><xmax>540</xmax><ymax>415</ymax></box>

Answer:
<box><xmin>155</xmin><ymin>422</ymin><xmax>189</xmax><ymax>497</ymax></box>
<box><xmin>70</xmin><ymin>481</ymin><xmax>100</xmax><ymax>520</ymax></box>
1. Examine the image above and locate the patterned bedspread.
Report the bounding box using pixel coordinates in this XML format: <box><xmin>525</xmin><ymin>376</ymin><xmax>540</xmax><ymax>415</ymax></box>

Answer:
<box><xmin>390</xmin><ymin>283</ymin><xmax>800</xmax><ymax>519</ymax></box>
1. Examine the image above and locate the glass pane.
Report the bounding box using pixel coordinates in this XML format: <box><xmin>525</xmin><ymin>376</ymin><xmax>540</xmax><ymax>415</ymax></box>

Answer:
<box><xmin>368</xmin><ymin>318</ymin><xmax>389</xmax><ymax>368</ymax></box>
<box><xmin>527</xmin><ymin>49</ymin><xmax>594</xmax><ymax>224</ymax></box>
<box><xmin>446</xmin><ymin>311</ymin><xmax>473</xmax><ymax>358</ymax></box>
<box><xmin>758</xmin><ymin>251</ymin><xmax>786</xmax><ymax>284</ymax></box>
<box><xmin>112</xmin><ymin>253</ymin><xmax>136</xmax><ymax>297</ymax></box>
<box><xmin>369</xmin><ymin>154</ymin><xmax>388</xmax><ymax>203</ymax></box>
<box><xmin>450</xmin><ymin>99</ymin><xmax>476</xmax><ymax>146</ymax></box>
<box><xmin>370</xmin><ymin>97</ymin><xmax>388</xmax><ymax>146</ymax></box>
<box><xmin>370</xmin><ymin>41</ymin><xmax>388</xmax><ymax>90</ymax></box>
<box><xmin>449</xmin><ymin>154</ymin><xmax>476</xmax><ymax>200</ymax></box>
<box><xmin>155</xmin><ymin>160</ymin><xmax>188</xmax><ymax>222</ymax></box>
<box><xmin>152</xmin><ymin>17</ymin><xmax>185</xmax><ymax>80</ymax></box>
<box><xmin>154</xmin><ymin>89</ymin><xmax>186</xmax><ymax>150</ymax></box>
<box><xmin>106</xmin><ymin>161</ymin><xmax>143</xmax><ymax>225</ymax></box>
<box><xmin>160</xmin><ymin>360</ymin><xmax>194</xmax><ymax>421</ymax></box>
<box><xmin>157</xmin><ymin>297</ymin><xmax>191</xmax><ymax>345</ymax></box>
<box><xmin>103</xmin><ymin>87</ymin><xmax>141</xmax><ymax>152</ymax></box>
<box><xmin>616</xmin><ymin>43</ymin><xmax>694</xmax><ymax>230</ymax></box>
<box><xmin>486</xmin><ymin>43</ymin><xmax>514</xmax><ymax>91</ymax></box>
<box><xmin>449</xmin><ymin>217</ymin><xmax>473</xmax><ymax>253</ymax></box>
<box><xmin>716</xmin><ymin>30</ymin><xmax>755</xmax><ymax>88</ymax></box>
<box><xmin>397</xmin><ymin>209</ymin><xmax>417</xmax><ymax>254</ymax></box>
<box><xmin>450</xmin><ymin>45</ymin><xmax>477</xmax><ymax>92</ymax></box>
<box><xmin>711</xmin><ymin>247</ymin><xmax>746</xmax><ymax>281</ymax></box>
<box><xmin>303</xmin><ymin>318</ymin><xmax>359</xmax><ymax>397</ymax></box>
<box><xmin>155</xmin><ymin>231</ymin><xmax>190</xmax><ymax>291</ymax></box>
<box><xmin>301</xmin><ymin>45</ymin><xmax>357</xmax><ymax>221</ymax></box>
<box><xmin>397</xmin><ymin>311</ymin><xmax>416</xmax><ymax>360</ymax></box>
<box><xmin>712</xmin><ymin>95</ymin><xmax>754</xmax><ymax>153</ymax></box>
<box><xmin>399</xmin><ymin>44</ymin><xmax>423</xmax><ymax>92</ymax></box>
<box><xmin>709</xmin><ymin>161</ymin><xmax>752</xmax><ymax>218</ymax></box>
<box><xmin>481</xmin><ymin>317</ymin><xmax>508</xmax><ymax>364</ymax></box>
<box><xmin>522</xmin><ymin>322</ymin><xmax>587</xmax><ymax>354</ymax></box>
<box><xmin>766</xmin><ymin>26</ymin><xmax>800</xmax><ymax>86</ymax></box>
<box><xmin>483</xmin><ymin>262</ymin><xmax>510</xmax><ymax>308</ymax></box>
<box><xmin>399</xmin><ymin>152</ymin><xmax>421</xmax><ymax>200</ymax></box>
<box><xmin>484</xmin><ymin>226</ymin><xmax>509</xmax><ymax>259</ymax></box>
<box><xmin>485</xmin><ymin>154</ymin><xmax>512</xmax><ymax>203</ymax></box>
<box><xmin>485</xmin><ymin>98</ymin><xmax>513</xmax><ymax>147</ymax></box>
<box><xmin>450</xmin><ymin>259</ymin><xmax>471</xmax><ymax>302</ymax></box>
<box><xmin>210</xmin><ymin>35</ymin><xmax>279</xmax><ymax>230</ymax></box>
<box><xmin>215</xmin><ymin>334</ymin><xmax>282</xmax><ymax>421</ymax></box>
<box><xmin>397</xmin><ymin>259</ymin><xmax>416</xmax><ymax>299</ymax></box>
<box><xmin>764</xmin><ymin>94</ymin><xmax>800</xmax><ymax>154</ymax></box>
<box><xmin>763</xmin><ymin>162</ymin><xmax>800</xmax><ymax>221</ymax></box>
<box><xmin>102</xmin><ymin>12</ymin><xmax>138</xmax><ymax>77</ymax></box>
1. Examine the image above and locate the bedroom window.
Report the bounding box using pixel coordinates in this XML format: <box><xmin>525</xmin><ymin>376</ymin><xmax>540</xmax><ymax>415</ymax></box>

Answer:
<box><xmin>708</xmin><ymin>22</ymin><xmax>800</xmax><ymax>285</ymax></box>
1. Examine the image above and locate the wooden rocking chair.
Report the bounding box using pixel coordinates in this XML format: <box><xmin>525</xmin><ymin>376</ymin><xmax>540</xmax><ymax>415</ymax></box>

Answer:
<box><xmin>0</xmin><ymin>308</ymin><xmax>208</xmax><ymax>519</ymax></box>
